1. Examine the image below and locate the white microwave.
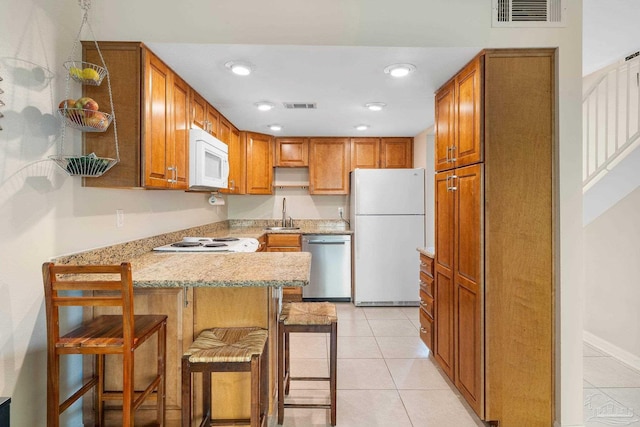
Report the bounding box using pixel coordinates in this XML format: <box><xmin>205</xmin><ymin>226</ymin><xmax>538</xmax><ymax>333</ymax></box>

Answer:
<box><xmin>189</xmin><ymin>128</ymin><xmax>229</xmax><ymax>191</ymax></box>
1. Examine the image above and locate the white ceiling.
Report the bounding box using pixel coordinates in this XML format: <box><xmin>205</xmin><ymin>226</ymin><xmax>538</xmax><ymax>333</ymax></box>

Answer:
<box><xmin>583</xmin><ymin>0</ymin><xmax>640</xmax><ymax>76</ymax></box>
<box><xmin>148</xmin><ymin>43</ymin><xmax>478</xmax><ymax>137</ymax></box>
<box><xmin>125</xmin><ymin>1</ymin><xmax>638</xmax><ymax>137</ymax></box>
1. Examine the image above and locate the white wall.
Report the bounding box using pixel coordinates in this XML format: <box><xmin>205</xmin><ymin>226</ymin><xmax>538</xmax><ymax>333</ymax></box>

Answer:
<box><xmin>0</xmin><ymin>0</ymin><xmax>584</xmax><ymax>425</ymax></box>
<box><xmin>584</xmin><ymin>186</ymin><xmax>640</xmax><ymax>368</ymax></box>
<box><xmin>0</xmin><ymin>1</ymin><xmax>226</xmax><ymax>424</ymax></box>
<box><xmin>228</xmin><ymin>193</ymin><xmax>348</xmax><ymax>221</ymax></box>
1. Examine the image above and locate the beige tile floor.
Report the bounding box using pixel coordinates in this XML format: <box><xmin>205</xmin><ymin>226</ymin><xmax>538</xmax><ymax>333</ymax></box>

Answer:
<box><xmin>269</xmin><ymin>303</ymin><xmax>640</xmax><ymax>426</ymax></box>
<box><xmin>583</xmin><ymin>343</ymin><xmax>640</xmax><ymax>426</ymax></box>
<box><xmin>269</xmin><ymin>303</ymin><xmax>484</xmax><ymax>427</ymax></box>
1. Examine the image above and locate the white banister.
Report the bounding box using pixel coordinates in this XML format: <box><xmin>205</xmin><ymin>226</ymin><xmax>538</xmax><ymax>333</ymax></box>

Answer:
<box><xmin>583</xmin><ymin>55</ymin><xmax>640</xmax><ymax>189</ymax></box>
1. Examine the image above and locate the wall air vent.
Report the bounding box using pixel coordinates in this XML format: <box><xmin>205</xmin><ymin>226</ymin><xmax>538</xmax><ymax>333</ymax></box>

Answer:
<box><xmin>492</xmin><ymin>0</ymin><xmax>565</xmax><ymax>27</ymax></box>
<box><xmin>283</xmin><ymin>102</ymin><xmax>317</xmax><ymax>110</ymax></box>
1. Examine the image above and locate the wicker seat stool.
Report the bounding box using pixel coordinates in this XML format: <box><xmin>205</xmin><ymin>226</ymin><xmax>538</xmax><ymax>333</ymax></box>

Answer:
<box><xmin>277</xmin><ymin>302</ymin><xmax>338</xmax><ymax>426</ymax></box>
<box><xmin>181</xmin><ymin>327</ymin><xmax>268</xmax><ymax>427</ymax></box>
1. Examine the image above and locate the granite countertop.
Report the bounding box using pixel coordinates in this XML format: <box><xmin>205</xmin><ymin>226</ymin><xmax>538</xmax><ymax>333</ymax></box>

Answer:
<box><xmin>131</xmin><ymin>251</ymin><xmax>311</xmax><ymax>288</ymax></box>
<box><xmin>417</xmin><ymin>246</ymin><xmax>435</xmax><ymax>257</ymax></box>
<box><xmin>53</xmin><ymin>220</ymin><xmax>321</xmax><ymax>289</ymax></box>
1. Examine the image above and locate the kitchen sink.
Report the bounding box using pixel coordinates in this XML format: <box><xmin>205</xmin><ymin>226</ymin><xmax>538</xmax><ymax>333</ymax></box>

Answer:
<box><xmin>264</xmin><ymin>226</ymin><xmax>300</xmax><ymax>231</ymax></box>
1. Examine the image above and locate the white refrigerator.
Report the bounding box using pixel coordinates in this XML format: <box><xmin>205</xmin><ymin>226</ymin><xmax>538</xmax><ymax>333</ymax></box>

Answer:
<box><xmin>350</xmin><ymin>168</ymin><xmax>425</xmax><ymax>306</ymax></box>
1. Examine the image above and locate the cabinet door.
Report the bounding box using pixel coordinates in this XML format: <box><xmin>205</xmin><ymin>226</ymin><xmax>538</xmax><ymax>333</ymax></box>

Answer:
<box><xmin>455</xmin><ymin>57</ymin><xmax>483</xmax><ymax>168</ymax></box>
<box><xmin>218</xmin><ymin>115</ymin><xmax>232</xmax><ymax>144</ymax></box>
<box><xmin>171</xmin><ymin>74</ymin><xmax>190</xmax><ymax>189</ymax></box>
<box><xmin>191</xmin><ymin>90</ymin><xmax>207</xmax><ymax>131</ymax></box>
<box><xmin>453</xmin><ymin>164</ymin><xmax>483</xmax><ymax>416</ymax></box>
<box><xmin>227</xmin><ymin>126</ymin><xmax>245</xmax><ymax>194</ymax></box>
<box><xmin>267</xmin><ymin>234</ymin><xmax>302</xmax><ymax>301</ymax></box>
<box><xmin>246</xmin><ymin>132</ymin><xmax>273</xmax><ymax>194</ymax></box>
<box><xmin>218</xmin><ymin>117</ymin><xmax>244</xmax><ymax>194</ymax></box>
<box><xmin>275</xmin><ymin>138</ymin><xmax>309</xmax><ymax>167</ymax></box>
<box><xmin>309</xmin><ymin>138</ymin><xmax>350</xmax><ymax>194</ymax></box>
<box><xmin>206</xmin><ymin>105</ymin><xmax>220</xmax><ymax>137</ymax></box>
<box><xmin>434</xmin><ymin>171</ymin><xmax>455</xmax><ymax>380</ymax></box>
<box><xmin>143</xmin><ymin>52</ymin><xmax>171</xmax><ymax>188</ymax></box>
<box><xmin>380</xmin><ymin>137</ymin><xmax>413</xmax><ymax>168</ymax></box>
<box><xmin>435</xmin><ymin>80</ymin><xmax>456</xmax><ymax>172</ymax></box>
<box><xmin>350</xmin><ymin>137</ymin><xmax>380</xmax><ymax>169</ymax></box>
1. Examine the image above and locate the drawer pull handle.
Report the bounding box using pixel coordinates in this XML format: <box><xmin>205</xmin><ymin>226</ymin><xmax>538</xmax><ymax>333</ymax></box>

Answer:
<box><xmin>420</xmin><ymin>300</ymin><xmax>427</xmax><ymax>307</ymax></box>
<box><xmin>420</xmin><ymin>262</ymin><xmax>427</xmax><ymax>267</ymax></box>
<box><xmin>420</xmin><ymin>327</ymin><xmax>427</xmax><ymax>333</ymax></box>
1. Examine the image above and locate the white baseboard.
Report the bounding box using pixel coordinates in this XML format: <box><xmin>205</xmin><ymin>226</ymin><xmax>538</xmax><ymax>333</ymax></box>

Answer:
<box><xmin>583</xmin><ymin>330</ymin><xmax>640</xmax><ymax>372</ymax></box>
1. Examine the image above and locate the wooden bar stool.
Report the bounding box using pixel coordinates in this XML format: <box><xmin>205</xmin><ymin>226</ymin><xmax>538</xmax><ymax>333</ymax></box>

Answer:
<box><xmin>277</xmin><ymin>302</ymin><xmax>338</xmax><ymax>426</ymax></box>
<box><xmin>42</xmin><ymin>262</ymin><xmax>167</xmax><ymax>427</ymax></box>
<box><xmin>181</xmin><ymin>327</ymin><xmax>268</xmax><ymax>427</ymax></box>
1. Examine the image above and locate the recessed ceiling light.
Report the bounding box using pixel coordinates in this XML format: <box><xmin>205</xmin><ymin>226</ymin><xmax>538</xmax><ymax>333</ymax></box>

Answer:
<box><xmin>268</xmin><ymin>124</ymin><xmax>283</xmax><ymax>131</ymax></box>
<box><xmin>365</xmin><ymin>102</ymin><xmax>386</xmax><ymax>111</ymax></box>
<box><xmin>384</xmin><ymin>63</ymin><xmax>416</xmax><ymax>78</ymax></box>
<box><xmin>254</xmin><ymin>101</ymin><xmax>275</xmax><ymax>111</ymax></box>
<box><xmin>225</xmin><ymin>61</ymin><xmax>253</xmax><ymax>76</ymax></box>
<box><xmin>355</xmin><ymin>124</ymin><xmax>369</xmax><ymax>131</ymax></box>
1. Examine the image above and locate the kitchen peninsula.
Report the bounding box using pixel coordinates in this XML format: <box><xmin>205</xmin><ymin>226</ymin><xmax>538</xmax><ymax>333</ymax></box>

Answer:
<box><xmin>54</xmin><ymin>223</ymin><xmax>312</xmax><ymax>425</ymax></box>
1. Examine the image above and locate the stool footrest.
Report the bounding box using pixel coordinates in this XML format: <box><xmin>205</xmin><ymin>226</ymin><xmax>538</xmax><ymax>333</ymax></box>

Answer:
<box><xmin>290</xmin><ymin>376</ymin><xmax>330</xmax><ymax>381</ymax></box>
<box><xmin>209</xmin><ymin>418</ymin><xmax>253</xmax><ymax>425</ymax></box>
<box><xmin>284</xmin><ymin>403</ymin><xmax>332</xmax><ymax>409</ymax></box>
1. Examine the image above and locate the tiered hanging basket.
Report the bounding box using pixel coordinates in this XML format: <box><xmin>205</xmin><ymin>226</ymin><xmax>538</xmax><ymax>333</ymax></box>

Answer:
<box><xmin>50</xmin><ymin>0</ymin><xmax>119</xmax><ymax>177</ymax></box>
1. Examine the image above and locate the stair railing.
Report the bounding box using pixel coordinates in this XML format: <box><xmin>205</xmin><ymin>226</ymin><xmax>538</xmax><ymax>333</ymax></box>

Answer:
<box><xmin>583</xmin><ymin>55</ymin><xmax>640</xmax><ymax>189</ymax></box>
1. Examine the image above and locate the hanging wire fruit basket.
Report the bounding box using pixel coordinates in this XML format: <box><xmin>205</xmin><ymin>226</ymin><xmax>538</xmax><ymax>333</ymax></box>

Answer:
<box><xmin>63</xmin><ymin>60</ymin><xmax>107</xmax><ymax>86</ymax></box>
<box><xmin>56</xmin><ymin>107</ymin><xmax>113</xmax><ymax>132</ymax></box>
<box><xmin>50</xmin><ymin>0</ymin><xmax>119</xmax><ymax>177</ymax></box>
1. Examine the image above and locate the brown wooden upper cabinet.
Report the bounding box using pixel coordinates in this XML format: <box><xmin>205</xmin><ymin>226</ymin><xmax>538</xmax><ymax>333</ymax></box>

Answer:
<box><xmin>350</xmin><ymin>137</ymin><xmax>379</xmax><ymax>169</ymax></box>
<box><xmin>274</xmin><ymin>137</ymin><xmax>309</xmax><ymax>167</ymax></box>
<box><xmin>218</xmin><ymin>116</ymin><xmax>244</xmax><ymax>194</ymax></box>
<box><xmin>244</xmin><ymin>131</ymin><xmax>273</xmax><ymax>195</ymax></box>
<box><xmin>435</xmin><ymin>56</ymin><xmax>483</xmax><ymax>172</ymax></box>
<box><xmin>309</xmin><ymin>138</ymin><xmax>350</xmax><ymax>194</ymax></box>
<box><xmin>191</xmin><ymin>91</ymin><xmax>219</xmax><ymax>137</ymax></box>
<box><xmin>351</xmin><ymin>137</ymin><xmax>413</xmax><ymax>170</ymax></box>
<box><xmin>381</xmin><ymin>137</ymin><xmax>413</xmax><ymax>168</ymax></box>
<box><xmin>82</xmin><ymin>42</ymin><xmax>188</xmax><ymax>189</ymax></box>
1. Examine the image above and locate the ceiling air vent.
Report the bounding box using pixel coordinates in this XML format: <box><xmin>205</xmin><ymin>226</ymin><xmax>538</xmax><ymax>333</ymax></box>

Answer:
<box><xmin>492</xmin><ymin>0</ymin><xmax>565</xmax><ymax>27</ymax></box>
<box><xmin>283</xmin><ymin>102</ymin><xmax>317</xmax><ymax>110</ymax></box>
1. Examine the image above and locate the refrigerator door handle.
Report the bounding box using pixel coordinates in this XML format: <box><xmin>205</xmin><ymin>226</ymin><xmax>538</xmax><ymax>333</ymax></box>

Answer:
<box><xmin>307</xmin><ymin>241</ymin><xmax>346</xmax><ymax>245</ymax></box>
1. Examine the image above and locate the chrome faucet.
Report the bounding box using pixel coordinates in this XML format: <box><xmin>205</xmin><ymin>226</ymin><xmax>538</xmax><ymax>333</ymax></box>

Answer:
<box><xmin>282</xmin><ymin>197</ymin><xmax>287</xmax><ymax>227</ymax></box>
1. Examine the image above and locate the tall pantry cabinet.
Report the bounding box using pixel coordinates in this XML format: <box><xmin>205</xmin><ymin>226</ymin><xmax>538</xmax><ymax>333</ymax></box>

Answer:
<box><xmin>433</xmin><ymin>49</ymin><xmax>555</xmax><ymax>427</ymax></box>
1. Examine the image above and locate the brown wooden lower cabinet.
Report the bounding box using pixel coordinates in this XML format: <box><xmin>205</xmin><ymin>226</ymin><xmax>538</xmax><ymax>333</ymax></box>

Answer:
<box><xmin>418</xmin><ymin>252</ymin><xmax>435</xmax><ymax>351</ymax></box>
<box><xmin>89</xmin><ymin>286</ymin><xmax>279</xmax><ymax>425</ymax></box>
<box><xmin>266</xmin><ymin>234</ymin><xmax>302</xmax><ymax>301</ymax></box>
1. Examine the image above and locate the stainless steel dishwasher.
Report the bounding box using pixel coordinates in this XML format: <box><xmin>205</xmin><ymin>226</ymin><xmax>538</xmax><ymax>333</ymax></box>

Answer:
<box><xmin>302</xmin><ymin>234</ymin><xmax>352</xmax><ymax>301</ymax></box>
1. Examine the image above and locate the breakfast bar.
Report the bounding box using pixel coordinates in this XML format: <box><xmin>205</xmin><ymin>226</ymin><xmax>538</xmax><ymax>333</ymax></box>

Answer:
<box><xmin>56</xmin><ymin>245</ymin><xmax>311</xmax><ymax>426</ymax></box>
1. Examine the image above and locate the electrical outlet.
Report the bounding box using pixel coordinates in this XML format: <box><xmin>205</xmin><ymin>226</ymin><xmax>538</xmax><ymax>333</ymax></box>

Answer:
<box><xmin>338</xmin><ymin>207</ymin><xmax>344</xmax><ymax>216</ymax></box>
<box><xmin>116</xmin><ymin>209</ymin><xmax>124</xmax><ymax>228</ymax></box>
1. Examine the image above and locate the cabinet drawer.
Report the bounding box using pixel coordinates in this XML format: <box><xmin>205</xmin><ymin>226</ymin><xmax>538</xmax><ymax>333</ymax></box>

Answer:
<box><xmin>267</xmin><ymin>234</ymin><xmax>301</xmax><ymax>247</ymax></box>
<box><xmin>419</xmin><ymin>290</ymin><xmax>434</xmax><ymax>318</ymax></box>
<box><xmin>420</xmin><ymin>254</ymin><xmax>434</xmax><ymax>277</ymax></box>
<box><xmin>419</xmin><ymin>309</ymin><xmax>434</xmax><ymax>350</ymax></box>
<box><xmin>420</xmin><ymin>272</ymin><xmax>434</xmax><ymax>297</ymax></box>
